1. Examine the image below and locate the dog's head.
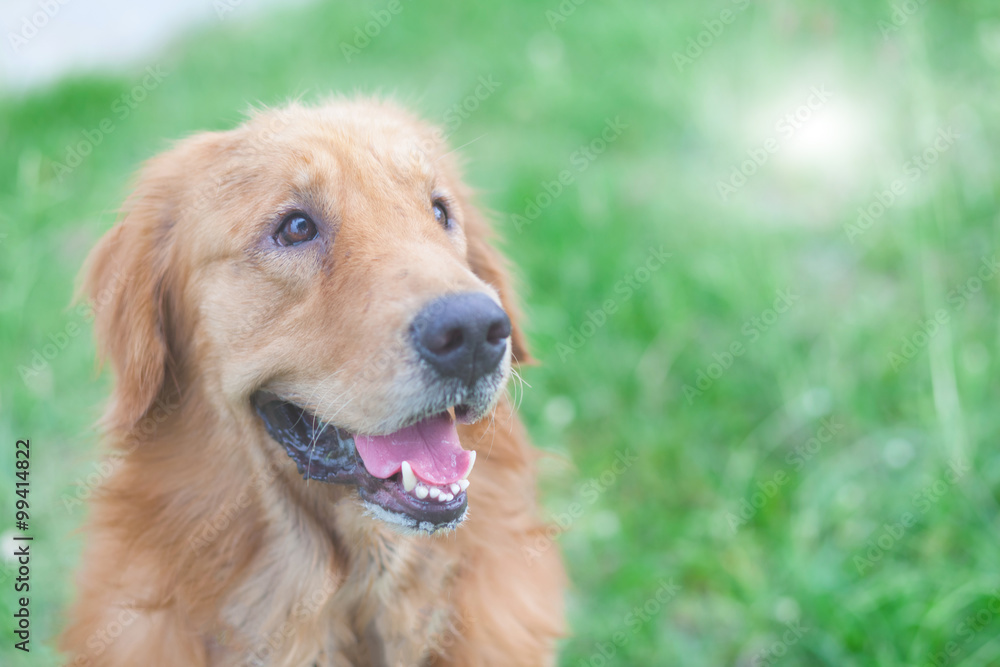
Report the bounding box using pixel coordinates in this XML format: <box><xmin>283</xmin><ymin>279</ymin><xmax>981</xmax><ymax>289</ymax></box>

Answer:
<box><xmin>83</xmin><ymin>99</ymin><xmax>531</xmax><ymax>533</ymax></box>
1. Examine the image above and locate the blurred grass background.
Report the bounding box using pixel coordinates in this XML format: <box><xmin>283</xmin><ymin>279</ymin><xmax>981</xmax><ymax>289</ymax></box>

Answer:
<box><xmin>2</xmin><ymin>0</ymin><xmax>1000</xmax><ymax>665</ymax></box>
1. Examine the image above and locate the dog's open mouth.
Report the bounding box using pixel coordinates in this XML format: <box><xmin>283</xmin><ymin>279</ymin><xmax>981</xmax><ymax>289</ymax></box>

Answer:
<box><xmin>252</xmin><ymin>391</ymin><xmax>475</xmax><ymax>532</ymax></box>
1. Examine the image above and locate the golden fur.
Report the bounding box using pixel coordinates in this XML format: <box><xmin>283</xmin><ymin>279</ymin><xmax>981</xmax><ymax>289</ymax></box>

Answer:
<box><xmin>60</xmin><ymin>99</ymin><xmax>565</xmax><ymax>666</ymax></box>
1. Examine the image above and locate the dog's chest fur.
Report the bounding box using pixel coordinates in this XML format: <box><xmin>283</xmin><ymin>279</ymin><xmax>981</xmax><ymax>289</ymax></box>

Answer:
<box><xmin>216</xmin><ymin>498</ymin><xmax>461</xmax><ymax>666</ymax></box>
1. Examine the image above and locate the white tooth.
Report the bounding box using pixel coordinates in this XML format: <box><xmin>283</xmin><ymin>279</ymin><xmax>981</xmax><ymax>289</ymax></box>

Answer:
<box><xmin>458</xmin><ymin>479</ymin><xmax>470</xmax><ymax>491</ymax></box>
<box><xmin>414</xmin><ymin>484</ymin><xmax>428</xmax><ymax>499</ymax></box>
<box><xmin>461</xmin><ymin>451</ymin><xmax>477</xmax><ymax>480</ymax></box>
<box><xmin>400</xmin><ymin>461</ymin><xmax>417</xmax><ymax>493</ymax></box>
<box><xmin>441</xmin><ymin>493</ymin><xmax>453</xmax><ymax>502</ymax></box>
<box><xmin>429</xmin><ymin>487</ymin><xmax>440</xmax><ymax>499</ymax></box>
<box><xmin>450</xmin><ymin>483</ymin><xmax>460</xmax><ymax>495</ymax></box>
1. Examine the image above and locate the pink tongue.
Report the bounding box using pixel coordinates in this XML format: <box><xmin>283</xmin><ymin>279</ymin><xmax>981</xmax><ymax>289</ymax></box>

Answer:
<box><xmin>354</xmin><ymin>413</ymin><xmax>472</xmax><ymax>486</ymax></box>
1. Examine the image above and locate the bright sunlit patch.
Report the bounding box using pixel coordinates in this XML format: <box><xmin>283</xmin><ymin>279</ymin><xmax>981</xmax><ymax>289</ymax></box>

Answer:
<box><xmin>726</xmin><ymin>79</ymin><xmax>879</xmax><ymax>180</ymax></box>
<box><xmin>0</xmin><ymin>530</ymin><xmax>16</xmax><ymax>564</ymax></box>
<box><xmin>777</xmin><ymin>102</ymin><xmax>871</xmax><ymax>171</ymax></box>
<box><xmin>708</xmin><ymin>75</ymin><xmax>887</xmax><ymax>227</ymax></box>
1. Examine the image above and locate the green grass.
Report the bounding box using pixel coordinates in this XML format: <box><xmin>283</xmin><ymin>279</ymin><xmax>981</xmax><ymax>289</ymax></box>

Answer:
<box><xmin>2</xmin><ymin>0</ymin><xmax>1000</xmax><ymax>664</ymax></box>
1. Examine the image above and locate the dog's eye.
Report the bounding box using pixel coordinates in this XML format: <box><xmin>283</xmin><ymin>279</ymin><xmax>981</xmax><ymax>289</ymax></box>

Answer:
<box><xmin>275</xmin><ymin>212</ymin><xmax>317</xmax><ymax>246</ymax></box>
<box><xmin>433</xmin><ymin>200</ymin><xmax>452</xmax><ymax>230</ymax></box>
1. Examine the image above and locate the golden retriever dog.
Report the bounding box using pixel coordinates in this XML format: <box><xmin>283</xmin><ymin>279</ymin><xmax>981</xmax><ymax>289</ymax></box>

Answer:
<box><xmin>60</xmin><ymin>98</ymin><xmax>565</xmax><ymax>666</ymax></box>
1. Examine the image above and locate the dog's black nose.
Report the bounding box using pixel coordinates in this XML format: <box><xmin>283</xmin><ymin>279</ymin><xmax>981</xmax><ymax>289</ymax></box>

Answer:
<box><xmin>411</xmin><ymin>293</ymin><xmax>511</xmax><ymax>384</ymax></box>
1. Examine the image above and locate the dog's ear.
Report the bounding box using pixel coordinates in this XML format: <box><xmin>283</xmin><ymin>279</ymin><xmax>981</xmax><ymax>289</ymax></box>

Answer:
<box><xmin>81</xmin><ymin>166</ymin><xmax>177</xmax><ymax>433</ymax></box>
<box><xmin>459</xmin><ymin>189</ymin><xmax>535</xmax><ymax>365</ymax></box>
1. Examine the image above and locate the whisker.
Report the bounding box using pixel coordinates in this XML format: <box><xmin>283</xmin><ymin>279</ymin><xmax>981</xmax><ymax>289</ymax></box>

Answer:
<box><xmin>310</xmin><ymin>391</ymin><xmax>354</xmax><ymax>445</ymax></box>
<box><xmin>509</xmin><ymin>366</ymin><xmax>527</xmax><ymax>416</ymax></box>
<box><xmin>435</xmin><ymin>133</ymin><xmax>489</xmax><ymax>162</ymax></box>
<box><xmin>293</xmin><ymin>372</ymin><xmax>341</xmax><ymax>431</ymax></box>
<box><xmin>507</xmin><ymin>364</ymin><xmax>529</xmax><ymax>434</ymax></box>
<box><xmin>303</xmin><ymin>375</ymin><xmax>353</xmax><ymax>481</ymax></box>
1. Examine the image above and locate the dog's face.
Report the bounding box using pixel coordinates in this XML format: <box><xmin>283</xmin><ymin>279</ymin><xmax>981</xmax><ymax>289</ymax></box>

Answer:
<box><xmin>84</xmin><ymin>100</ymin><xmax>530</xmax><ymax>533</ymax></box>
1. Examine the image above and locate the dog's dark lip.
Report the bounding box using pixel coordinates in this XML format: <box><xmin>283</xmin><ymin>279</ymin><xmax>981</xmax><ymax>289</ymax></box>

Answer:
<box><xmin>390</xmin><ymin>400</ymin><xmax>477</xmax><ymax>430</ymax></box>
<box><xmin>251</xmin><ymin>391</ymin><xmax>359</xmax><ymax>484</ymax></box>
<box><xmin>251</xmin><ymin>391</ymin><xmax>468</xmax><ymax>529</ymax></box>
<box><xmin>454</xmin><ymin>403</ymin><xmax>472</xmax><ymax>422</ymax></box>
